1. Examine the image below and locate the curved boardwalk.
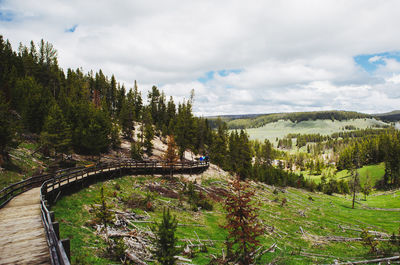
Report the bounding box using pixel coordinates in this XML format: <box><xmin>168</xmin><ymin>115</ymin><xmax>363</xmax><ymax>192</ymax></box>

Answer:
<box><xmin>0</xmin><ymin>187</ymin><xmax>50</xmax><ymax>265</ymax></box>
<box><xmin>0</xmin><ymin>161</ymin><xmax>208</xmax><ymax>264</ymax></box>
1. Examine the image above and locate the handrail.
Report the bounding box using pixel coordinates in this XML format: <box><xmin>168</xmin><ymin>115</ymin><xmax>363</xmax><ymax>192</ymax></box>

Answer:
<box><xmin>39</xmin><ymin>159</ymin><xmax>208</xmax><ymax>265</ymax></box>
<box><xmin>0</xmin><ymin>166</ymin><xmax>86</xmax><ymax>209</ymax></box>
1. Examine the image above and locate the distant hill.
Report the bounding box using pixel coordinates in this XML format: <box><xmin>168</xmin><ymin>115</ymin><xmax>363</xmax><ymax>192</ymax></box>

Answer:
<box><xmin>373</xmin><ymin>110</ymin><xmax>400</xmax><ymax>122</ymax></box>
<box><xmin>208</xmin><ymin>110</ymin><xmax>373</xmax><ymax>129</ymax></box>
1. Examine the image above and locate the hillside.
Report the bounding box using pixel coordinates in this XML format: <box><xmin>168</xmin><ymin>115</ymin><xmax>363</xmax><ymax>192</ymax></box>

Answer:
<box><xmin>243</xmin><ymin>118</ymin><xmax>389</xmax><ymax>142</ymax></box>
<box><xmin>374</xmin><ymin>110</ymin><xmax>400</xmax><ymax>122</ymax></box>
<box><xmin>209</xmin><ymin>111</ymin><xmax>373</xmax><ymax>129</ymax></box>
<box><xmin>52</xmin><ymin>172</ymin><xmax>400</xmax><ymax>264</ymax></box>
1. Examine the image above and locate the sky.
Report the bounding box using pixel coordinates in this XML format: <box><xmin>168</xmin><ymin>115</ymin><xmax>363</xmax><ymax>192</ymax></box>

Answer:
<box><xmin>1</xmin><ymin>0</ymin><xmax>400</xmax><ymax>116</ymax></box>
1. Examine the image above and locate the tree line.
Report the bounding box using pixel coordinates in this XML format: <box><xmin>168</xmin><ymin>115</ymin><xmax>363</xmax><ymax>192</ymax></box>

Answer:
<box><xmin>338</xmin><ymin>129</ymin><xmax>400</xmax><ymax>188</ymax></box>
<box><xmin>222</xmin><ymin>111</ymin><xmax>373</xmax><ymax>129</ymax></box>
<box><xmin>0</xmin><ymin>36</ymin><xmax>212</xmax><ymax>164</ymax></box>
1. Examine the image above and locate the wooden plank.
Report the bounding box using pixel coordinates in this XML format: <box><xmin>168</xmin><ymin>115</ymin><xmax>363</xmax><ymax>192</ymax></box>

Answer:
<box><xmin>0</xmin><ymin>187</ymin><xmax>50</xmax><ymax>265</ymax></box>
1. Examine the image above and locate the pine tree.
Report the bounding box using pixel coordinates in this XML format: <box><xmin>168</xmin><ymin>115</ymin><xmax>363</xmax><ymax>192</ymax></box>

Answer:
<box><xmin>130</xmin><ymin>141</ymin><xmax>143</xmax><ymax>160</ymax></box>
<box><xmin>223</xmin><ymin>178</ymin><xmax>263</xmax><ymax>264</ymax></box>
<box><xmin>237</xmin><ymin>130</ymin><xmax>252</xmax><ymax>180</ymax></box>
<box><xmin>119</xmin><ymin>94</ymin><xmax>134</xmax><ymax>139</ymax></box>
<box><xmin>350</xmin><ymin>170</ymin><xmax>360</xmax><ymax>209</ymax></box>
<box><xmin>0</xmin><ymin>91</ymin><xmax>17</xmax><ymax>166</ymax></box>
<box><xmin>152</xmin><ymin>208</ymin><xmax>179</xmax><ymax>265</ymax></box>
<box><xmin>144</xmin><ymin>123</ymin><xmax>154</xmax><ymax>157</ymax></box>
<box><xmin>142</xmin><ymin>109</ymin><xmax>154</xmax><ymax>157</ymax></box>
<box><xmin>175</xmin><ymin>101</ymin><xmax>195</xmax><ymax>160</ymax></box>
<box><xmin>261</xmin><ymin>139</ymin><xmax>273</xmax><ymax>165</ymax></box>
<box><xmin>210</xmin><ymin>119</ymin><xmax>228</xmax><ymax>168</ymax></box>
<box><xmin>132</xmin><ymin>81</ymin><xmax>143</xmax><ymax>120</ymax></box>
<box><xmin>16</xmin><ymin>76</ymin><xmax>52</xmax><ymax>133</ymax></box>
<box><xmin>73</xmin><ymin>103</ymin><xmax>112</xmax><ymax>155</ymax></box>
<box><xmin>40</xmin><ymin>103</ymin><xmax>72</xmax><ymax>157</ymax></box>
<box><xmin>163</xmin><ymin>135</ymin><xmax>178</xmax><ymax>164</ymax></box>
<box><xmin>93</xmin><ymin>186</ymin><xmax>114</xmax><ymax>237</ymax></box>
<box><xmin>362</xmin><ymin>173</ymin><xmax>372</xmax><ymax>200</ymax></box>
<box><xmin>148</xmin><ymin>85</ymin><xmax>161</xmax><ymax>123</ymax></box>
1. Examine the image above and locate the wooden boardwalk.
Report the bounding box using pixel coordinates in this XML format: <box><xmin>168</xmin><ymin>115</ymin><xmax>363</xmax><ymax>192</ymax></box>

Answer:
<box><xmin>0</xmin><ymin>161</ymin><xmax>208</xmax><ymax>264</ymax></box>
<box><xmin>0</xmin><ymin>187</ymin><xmax>50</xmax><ymax>265</ymax></box>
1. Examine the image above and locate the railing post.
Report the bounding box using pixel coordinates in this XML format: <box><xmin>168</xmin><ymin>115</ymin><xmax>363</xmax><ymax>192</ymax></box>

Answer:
<box><xmin>50</xmin><ymin>211</ymin><xmax>55</xmax><ymax>222</ymax></box>
<box><xmin>61</xmin><ymin>238</ymin><xmax>71</xmax><ymax>261</ymax></box>
<box><xmin>43</xmin><ymin>183</ymin><xmax>47</xmax><ymax>197</ymax></box>
<box><xmin>53</xmin><ymin>222</ymin><xmax>60</xmax><ymax>240</ymax></box>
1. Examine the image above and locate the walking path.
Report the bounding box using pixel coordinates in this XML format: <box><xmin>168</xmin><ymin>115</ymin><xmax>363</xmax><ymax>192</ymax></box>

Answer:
<box><xmin>0</xmin><ymin>187</ymin><xmax>50</xmax><ymax>265</ymax></box>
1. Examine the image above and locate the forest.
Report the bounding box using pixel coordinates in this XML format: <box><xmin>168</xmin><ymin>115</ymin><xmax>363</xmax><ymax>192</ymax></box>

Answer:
<box><xmin>2</xmin><ymin>35</ymin><xmax>400</xmax><ymax>193</ymax></box>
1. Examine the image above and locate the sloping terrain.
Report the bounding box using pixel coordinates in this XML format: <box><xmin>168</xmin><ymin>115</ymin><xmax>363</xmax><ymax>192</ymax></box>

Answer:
<box><xmin>52</xmin><ymin>172</ymin><xmax>400</xmax><ymax>264</ymax></box>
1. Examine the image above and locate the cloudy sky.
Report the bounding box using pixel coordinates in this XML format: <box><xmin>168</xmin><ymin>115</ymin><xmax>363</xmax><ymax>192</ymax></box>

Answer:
<box><xmin>1</xmin><ymin>0</ymin><xmax>400</xmax><ymax>116</ymax></box>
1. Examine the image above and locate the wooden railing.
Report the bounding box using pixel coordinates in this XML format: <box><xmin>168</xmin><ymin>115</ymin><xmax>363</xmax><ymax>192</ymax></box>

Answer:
<box><xmin>38</xmin><ymin>159</ymin><xmax>208</xmax><ymax>265</ymax></box>
<box><xmin>0</xmin><ymin>166</ymin><xmax>86</xmax><ymax>209</ymax></box>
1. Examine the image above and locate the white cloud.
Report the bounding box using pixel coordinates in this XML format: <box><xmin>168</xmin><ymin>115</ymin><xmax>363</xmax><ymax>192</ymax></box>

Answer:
<box><xmin>368</xmin><ymin>56</ymin><xmax>382</xmax><ymax>63</ymax></box>
<box><xmin>386</xmin><ymin>74</ymin><xmax>400</xmax><ymax>84</ymax></box>
<box><xmin>1</xmin><ymin>0</ymin><xmax>400</xmax><ymax>115</ymax></box>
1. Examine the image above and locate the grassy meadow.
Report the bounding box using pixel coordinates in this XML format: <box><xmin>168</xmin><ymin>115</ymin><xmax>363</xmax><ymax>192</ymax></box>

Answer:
<box><xmin>52</xmin><ymin>173</ymin><xmax>400</xmax><ymax>265</ymax></box>
<box><xmin>302</xmin><ymin>163</ymin><xmax>386</xmax><ymax>186</ymax></box>
<box><xmin>243</xmin><ymin>118</ymin><xmax>388</xmax><ymax>143</ymax></box>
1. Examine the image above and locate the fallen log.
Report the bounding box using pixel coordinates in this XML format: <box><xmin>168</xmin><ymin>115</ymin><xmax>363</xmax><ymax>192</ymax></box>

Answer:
<box><xmin>126</xmin><ymin>252</ymin><xmax>148</xmax><ymax>265</ymax></box>
<box><xmin>320</xmin><ymin>236</ymin><xmax>390</xmax><ymax>242</ymax></box>
<box><xmin>128</xmin><ymin>220</ymin><xmax>205</xmax><ymax>227</ymax></box>
<box><xmin>174</xmin><ymin>256</ymin><xmax>192</xmax><ymax>262</ymax></box>
<box><xmin>333</xmin><ymin>255</ymin><xmax>400</xmax><ymax>264</ymax></box>
<box><xmin>338</xmin><ymin>225</ymin><xmax>389</xmax><ymax>237</ymax></box>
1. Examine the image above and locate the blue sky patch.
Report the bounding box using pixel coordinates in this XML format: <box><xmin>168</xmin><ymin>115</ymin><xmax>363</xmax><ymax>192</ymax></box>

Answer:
<box><xmin>198</xmin><ymin>69</ymin><xmax>241</xmax><ymax>83</ymax></box>
<box><xmin>0</xmin><ymin>10</ymin><xmax>14</xmax><ymax>22</ymax></box>
<box><xmin>354</xmin><ymin>52</ymin><xmax>400</xmax><ymax>72</ymax></box>
<box><xmin>65</xmin><ymin>24</ymin><xmax>78</xmax><ymax>33</ymax></box>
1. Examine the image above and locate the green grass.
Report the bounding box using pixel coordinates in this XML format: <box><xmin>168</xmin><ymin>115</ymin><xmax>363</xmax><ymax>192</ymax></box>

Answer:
<box><xmin>52</xmin><ymin>174</ymin><xmax>400</xmax><ymax>264</ymax></box>
<box><xmin>301</xmin><ymin>163</ymin><xmax>385</xmax><ymax>187</ymax></box>
<box><xmin>362</xmin><ymin>190</ymin><xmax>400</xmax><ymax>208</ymax></box>
<box><xmin>243</xmin><ymin>118</ymin><xmax>388</xmax><ymax>143</ymax></box>
<box><xmin>0</xmin><ymin>141</ymin><xmax>45</xmax><ymax>190</ymax></box>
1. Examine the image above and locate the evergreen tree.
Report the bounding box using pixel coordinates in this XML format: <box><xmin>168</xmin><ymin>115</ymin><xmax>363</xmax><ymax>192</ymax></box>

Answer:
<box><xmin>165</xmin><ymin>96</ymin><xmax>176</xmax><ymax>136</ymax></box>
<box><xmin>261</xmin><ymin>139</ymin><xmax>273</xmax><ymax>165</ymax></box>
<box><xmin>223</xmin><ymin>178</ymin><xmax>263</xmax><ymax>264</ymax></box>
<box><xmin>109</xmin><ymin>74</ymin><xmax>117</xmax><ymax>114</ymax></box>
<box><xmin>152</xmin><ymin>208</ymin><xmax>179</xmax><ymax>265</ymax></box>
<box><xmin>350</xmin><ymin>170</ymin><xmax>360</xmax><ymax>209</ymax></box>
<box><xmin>93</xmin><ymin>186</ymin><xmax>114</xmax><ymax>238</ymax></box>
<box><xmin>144</xmin><ymin>123</ymin><xmax>154</xmax><ymax>157</ymax></box>
<box><xmin>115</xmin><ymin>84</ymin><xmax>126</xmax><ymax>117</ymax></box>
<box><xmin>0</xmin><ymin>91</ymin><xmax>17</xmax><ymax>166</ymax></box>
<box><xmin>15</xmin><ymin>76</ymin><xmax>52</xmax><ymax>133</ymax></box>
<box><xmin>130</xmin><ymin>141</ymin><xmax>143</xmax><ymax>160</ymax></box>
<box><xmin>174</xmin><ymin>101</ymin><xmax>195</xmax><ymax>159</ymax></box>
<box><xmin>210</xmin><ymin>119</ymin><xmax>228</xmax><ymax>168</ymax></box>
<box><xmin>361</xmin><ymin>174</ymin><xmax>372</xmax><ymax>200</ymax></box>
<box><xmin>119</xmin><ymin>92</ymin><xmax>134</xmax><ymax>139</ymax></box>
<box><xmin>40</xmin><ymin>103</ymin><xmax>72</xmax><ymax>157</ymax></box>
<box><xmin>143</xmin><ymin>109</ymin><xmax>154</xmax><ymax>156</ymax></box>
<box><xmin>148</xmin><ymin>85</ymin><xmax>161</xmax><ymax>123</ymax></box>
<box><xmin>132</xmin><ymin>81</ymin><xmax>143</xmax><ymax>120</ymax></box>
<box><xmin>237</xmin><ymin>130</ymin><xmax>252</xmax><ymax>180</ymax></box>
<box><xmin>73</xmin><ymin>103</ymin><xmax>112</xmax><ymax>155</ymax></box>
<box><xmin>163</xmin><ymin>135</ymin><xmax>178</xmax><ymax>164</ymax></box>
